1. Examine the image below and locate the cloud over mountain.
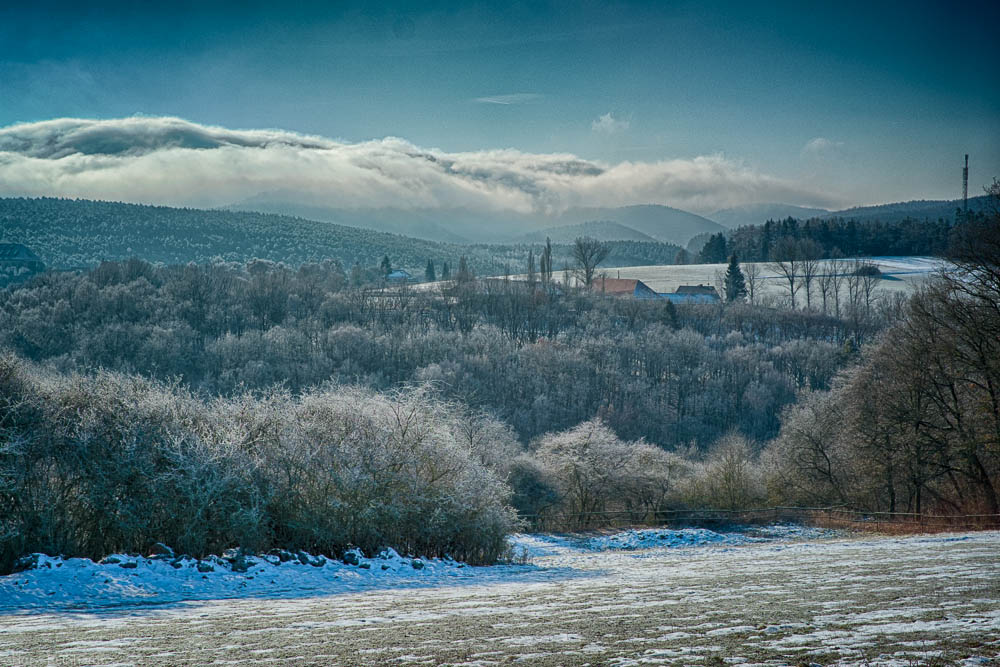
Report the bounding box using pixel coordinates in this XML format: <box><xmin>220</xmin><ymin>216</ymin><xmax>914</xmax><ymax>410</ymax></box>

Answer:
<box><xmin>0</xmin><ymin>116</ymin><xmax>838</xmax><ymax>213</ymax></box>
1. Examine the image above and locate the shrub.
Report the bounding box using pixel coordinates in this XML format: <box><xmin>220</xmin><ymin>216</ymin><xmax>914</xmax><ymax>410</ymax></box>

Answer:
<box><xmin>0</xmin><ymin>355</ymin><xmax>517</xmax><ymax>572</ymax></box>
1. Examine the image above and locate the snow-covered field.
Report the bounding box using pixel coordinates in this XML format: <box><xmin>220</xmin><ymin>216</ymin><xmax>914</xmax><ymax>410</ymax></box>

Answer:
<box><xmin>2</xmin><ymin>527</ymin><xmax>998</xmax><ymax>665</ymax></box>
<box><xmin>594</xmin><ymin>256</ymin><xmax>948</xmax><ymax>298</ymax></box>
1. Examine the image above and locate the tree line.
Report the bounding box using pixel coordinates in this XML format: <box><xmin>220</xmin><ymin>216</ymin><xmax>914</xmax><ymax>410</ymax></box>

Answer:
<box><xmin>695</xmin><ymin>213</ymin><xmax>981</xmax><ymax>264</ymax></box>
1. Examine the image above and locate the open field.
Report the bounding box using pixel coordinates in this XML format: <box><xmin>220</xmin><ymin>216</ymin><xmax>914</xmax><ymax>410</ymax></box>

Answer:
<box><xmin>2</xmin><ymin>529</ymin><xmax>997</xmax><ymax>666</ymax></box>
<box><xmin>425</xmin><ymin>256</ymin><xmax>947</xmax><ymax>300</ymax></box>
<box><xmin>596</xmin><ymin>256</ymin><xmax>947</xmax><ymax>299</ymax></box>
<box><xmin>588</xmin><ymin>257</ymin><xmax>947</xmax><ymax>302</ymax></box>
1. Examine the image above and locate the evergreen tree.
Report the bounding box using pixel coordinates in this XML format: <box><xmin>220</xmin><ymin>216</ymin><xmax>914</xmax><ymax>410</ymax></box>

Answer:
<box><xmin>724</xmin><ymin>254</ymin><xmax>748</xmax><ymax>302</ymax></box>
<box><xmin>380</xmin><ymin>254</ymin><xmax>391</xmax><ymax>276</ymax></box>
<box><xmin>674</xmin><ymin>248</ymin><xmax>691</xmax><ymax>265</ymax></box>
<box><xmin>424</xmin><ymin>259</ymin><xmax>436</xmax><ymax>282</ymax></box>
<box><xmin>699</xmin><ymin>233</ymin><xmax>729</xmax><ymax>263</ymax></box>
<box><xmin>441</xmin><ymin>261</ymin><xmax>451</xmax><ymax>280</ymax></box>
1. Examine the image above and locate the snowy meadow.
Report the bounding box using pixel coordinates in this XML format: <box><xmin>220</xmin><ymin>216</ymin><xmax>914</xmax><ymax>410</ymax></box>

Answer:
<box><xmin>2</xmin><ymin>527</ymin><xmax>998</xmax><ymax>666</ymax></box>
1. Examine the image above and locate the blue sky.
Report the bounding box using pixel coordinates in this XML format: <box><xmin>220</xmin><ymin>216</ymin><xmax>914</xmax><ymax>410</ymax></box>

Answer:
<box><xmin>1</xmin><ymin>1</ymin><xmax>997</xmax><ymax>211</ymax></box>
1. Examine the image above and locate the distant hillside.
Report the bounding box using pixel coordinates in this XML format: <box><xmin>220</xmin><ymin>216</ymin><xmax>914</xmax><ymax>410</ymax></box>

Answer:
<box><xmin>229</xmin><ymin>198</ymin><xmax>722</xmax><ymax>246</ymax></box>
<box><xmin>823</xmin><ymin>195</ymin><xmax>990</xmax><ymax>223</ymax></box>
<box><xmin>511</xmin><ymin>220</ymin><xmax>657</xmax><ymax>243</ymax></box>
<box><xmin>554</xmin><ymin>205</ymin><xmax>723</xmax><ymax>245</ymax></box>
<box><xmin>227</xmin><ymin>198</ymin><xmax>473</xmax><ymax>244</ymax></box>
<box><xmin>0</xmin><ymin>197</ymin><xmax>501</xmax><ymax>274</ymax></box>
<box><xmin>0</xmin><ymin>198</ymin><xmax>688</xmax><ymax>276</ymax></box>
<box><xmin>228</xmin><ymin>197</ymin><xmax>542</xmax><ymax>244</ymax></box>
<box><xmin>709</xmin><ymin>203</ymin><xmax>830</xmax><ymax>228</ymax></box>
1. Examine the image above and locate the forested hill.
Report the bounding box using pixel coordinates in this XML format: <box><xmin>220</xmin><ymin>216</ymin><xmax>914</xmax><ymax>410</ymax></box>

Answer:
<box><xmin>0</xmin><ymin>198</ymin><xmax>685</xmax><ymax>274</ymax></box>
<box><xmin>0</xmin><ymin>197</ymin><xmax>478</xmax><ymax>273</ymax></box>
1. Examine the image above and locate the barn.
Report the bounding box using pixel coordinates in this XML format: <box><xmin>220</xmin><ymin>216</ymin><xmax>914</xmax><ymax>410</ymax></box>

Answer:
<box><xmin>660</xmin><ymin>284</ymin><xmax>720</xmax><ymax>303</ymax></box>
<box><xmin>591</xmin><ymin>277</ymin><xmax>660</xmax><ymax>299</ymax></box>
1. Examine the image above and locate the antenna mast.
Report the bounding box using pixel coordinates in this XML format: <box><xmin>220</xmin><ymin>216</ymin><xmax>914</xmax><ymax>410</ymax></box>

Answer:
<box><xmin>962</xmin><ymin>154</ymin><xmax>969</xmax><ymax>212</ymax></box>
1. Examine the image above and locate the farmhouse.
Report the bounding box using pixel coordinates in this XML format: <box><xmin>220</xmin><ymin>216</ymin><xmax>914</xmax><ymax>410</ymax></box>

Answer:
<box><xmin>592</xmin><ymin>277</ymin><xmax>660</xmax><ymax>299</ymax></box>
<box><xmin>385</xmin><ymin>269</ymin><xmax>413</xmax><ymax>283</ymax></box>
<box><xmin>661</xmin><ymin>284</ymin><xmax>720</xmax><ymax>304</ymax></box>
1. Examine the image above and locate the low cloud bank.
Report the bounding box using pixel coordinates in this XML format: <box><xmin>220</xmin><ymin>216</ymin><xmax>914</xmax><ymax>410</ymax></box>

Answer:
<box><xmin>0</xmin><ymin>116</ymin><xmax>837</xmax><ymax>213</ymax></box>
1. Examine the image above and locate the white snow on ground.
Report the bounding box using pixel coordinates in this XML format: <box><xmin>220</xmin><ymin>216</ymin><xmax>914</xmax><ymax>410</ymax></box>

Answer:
<box><xmin>508</xmin><ymin>524</ymin><xmax>838</xmax><ymax>556</ymax></box>
<box><xmin>2</xmin><ymin>524</ymin><xmax>831</xmax><ymax>611</ymax></box>
<box><xmin>0</xmin><ymin>547</ymin><xmax>521</xmax><ymax>612</ymax></box>
<box><xmin>2</xmin><ymin>529</ymin><xmax>999</xmax><ymax>665</ymax></box>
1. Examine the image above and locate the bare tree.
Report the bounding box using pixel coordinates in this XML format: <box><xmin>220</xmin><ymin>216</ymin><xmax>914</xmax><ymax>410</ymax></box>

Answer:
<box><xmin>742</xmin><ymin>261</ymin><xmax>763</xmax><ymax>305</ymax></box>
<box><xmin>539</xmin><ymin>237</ymin><xmax>554</xmax><ymax>286</ymax></box>
<box><xmin>573</xmin><ymin>237</ymin><xmax>609</xmax><ymax>288</ymax></box>
<box><xmin>798</xmin><ymin>239</ymin><xmax>823</xmax><ymax>311</ymax></box>
<box><xmin>768</xmin><ymin>237</ymin><xmax>802</xmax><ymax>309</ymax></box>
<box><xmin>828</xmin><ymin>253</ymin><xmax>847</xmax><ymax>318</ymax></box>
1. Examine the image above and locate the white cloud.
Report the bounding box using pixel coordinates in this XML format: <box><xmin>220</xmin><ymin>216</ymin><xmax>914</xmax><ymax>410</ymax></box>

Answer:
<box><xmin>591</xmin><ymin>112</ymin><xmax>629</xmax><ymax>134</ymax></box>
<box><xmin>472</xmin><ymin>93</ymin><xmax>543</xmax><ymax>105</ymax></box>
<box><xmin>802</xmin><ymin>136</ymin><xmax>844</xmax><ymax>156</ymax></box>
<box><xmin>0</xmin><ymin>116</ymin><xmax>840</xmax><ymax>213</ymax></box>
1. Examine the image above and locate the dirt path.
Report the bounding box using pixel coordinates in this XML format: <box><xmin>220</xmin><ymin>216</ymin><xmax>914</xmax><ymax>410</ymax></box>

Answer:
<box><xmin>2</xmin><ymin>532</ymin><xmax>998</xmax><ymax>666</ymax></box>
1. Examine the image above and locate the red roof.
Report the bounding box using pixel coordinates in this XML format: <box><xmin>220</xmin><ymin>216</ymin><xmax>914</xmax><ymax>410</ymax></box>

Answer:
<box><xmin>591</xmin><ymin>277</ymin><xmax>640</xmax><ymax>295</ymax></box>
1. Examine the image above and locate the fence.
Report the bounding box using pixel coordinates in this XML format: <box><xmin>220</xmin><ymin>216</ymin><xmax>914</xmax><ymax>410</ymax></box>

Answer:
<box><xmin>521</xmin><ymin>506</ymin><xmax>1000</xmax><ymax>533</ymax></box>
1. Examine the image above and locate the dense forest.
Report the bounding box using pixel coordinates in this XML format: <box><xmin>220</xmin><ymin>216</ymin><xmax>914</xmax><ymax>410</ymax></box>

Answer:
<box><xmin>696</xmin><ymin>212</ymin><xmax>986</xmax><ymax>264</ymax></box>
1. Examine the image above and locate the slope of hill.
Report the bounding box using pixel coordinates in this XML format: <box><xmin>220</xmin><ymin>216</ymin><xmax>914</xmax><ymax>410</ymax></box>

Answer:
<box><xmin>227</xmin><ymin>198</ymin><xmax>474</xmax><ymax>244</ymax></box>
<box><xmin>708</xmin><ymin>203</ymin><xmax>830</xmax><ymax>228</ymax></box>
<box><xmin>229</xmin><ymin>198</ymin><xmax>722</xmax><ymax>246</ymax></box>
<box><xmin>554</xmin><ymin>205</ymin><xmax>723</xmax><ymax>245</ymax></box>
<box><xmin>0</xmin><ymin>197</ymin><xmax>491</xmax><ymax>273</ymax></box>
<box><xmin>510</xmin><ymin>220</ymin><xmax>656</xmax><ymax>243</ymax></box>
<box><xmin>228</xmin><ymin>197</ymin><xmax>543</xmax><ymax>244</ymax></box>
<box><xmin>823</xmin><ymin>195</ymin><xmax>989</xmax><ymax>223</ymax></box>
<box><xmin>0</xmin><ymin>198</ymin><xmax>688</xmax><ymax>276</ymax></box>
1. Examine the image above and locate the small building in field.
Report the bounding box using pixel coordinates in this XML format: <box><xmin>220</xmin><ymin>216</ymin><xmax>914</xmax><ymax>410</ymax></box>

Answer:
<box><xmin>592</xmin><ymin>277</ymin><xmax>660</xmax><ymax>299</ymax></box>
<box><xmin>385</xmin><ymin>269</ymin><xmax>413</xmax><ymax>283</ymax></box>
<box><xmin>660</xmin><ymin>284</ymin><xmax>720</xmax><ymax>304</ymax></box>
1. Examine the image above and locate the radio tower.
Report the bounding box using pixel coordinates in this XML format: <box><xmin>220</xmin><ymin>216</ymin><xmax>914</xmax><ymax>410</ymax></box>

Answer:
<box><xmin>962</xmin><ymin>154</ymin><xmax>969</xmax><ymax>212</ymax></box>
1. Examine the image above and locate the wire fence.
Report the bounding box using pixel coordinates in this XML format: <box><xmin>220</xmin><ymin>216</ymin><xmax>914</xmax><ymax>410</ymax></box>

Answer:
<box><xmin>521</xmin><ymin>506</ymin><xmax>1000</xmax><ymax>533</ymax></box>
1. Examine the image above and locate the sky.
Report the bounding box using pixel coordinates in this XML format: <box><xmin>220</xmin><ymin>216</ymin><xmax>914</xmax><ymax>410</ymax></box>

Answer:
<box><xmin>1</xmin><ymin>1</ymin><xmax>998</xmax><ymax>215</ymax></box>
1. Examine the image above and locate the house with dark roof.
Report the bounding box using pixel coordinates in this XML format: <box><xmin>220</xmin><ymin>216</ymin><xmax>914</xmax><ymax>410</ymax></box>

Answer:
<box><xmin>591</xmin><ymin>277</ymin><xmax>660</xmax><ymax>299</ymax></box>
<box><xmin>385</xmin><ymin>269</ymin><xmax>413</xmax><ymax>283</ymax></box>
<box><xmin>660</xmin><ymin>284</ymin><xmax>720</xmax><ymax>303</ymax></box>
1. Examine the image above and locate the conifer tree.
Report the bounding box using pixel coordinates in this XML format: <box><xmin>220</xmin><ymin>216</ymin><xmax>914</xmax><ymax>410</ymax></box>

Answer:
<box><xmin>425</xmin><ymin>259</ymin><xmax>436</xmax><ymax>282</ymax></box>
<box><xmin>724</xmin><ymin>253</ymin><xmax>748</xmax><ymax>302</ymax></box>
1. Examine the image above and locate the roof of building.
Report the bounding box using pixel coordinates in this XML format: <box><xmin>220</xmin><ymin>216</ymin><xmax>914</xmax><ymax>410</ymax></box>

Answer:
<box><xmin>675</xmin><ymin>284</ymin><xmax>719</xmax><ymax>296</ymax></box>
<box><xmin>386</xmin><ymin>269</ymin><xmax>412</xmax><ymax>279</ymax></box>
<box><xmin>592</xmin><ymin>277</ymin><xmax>642</xmax><ymax>295</ymax></box>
